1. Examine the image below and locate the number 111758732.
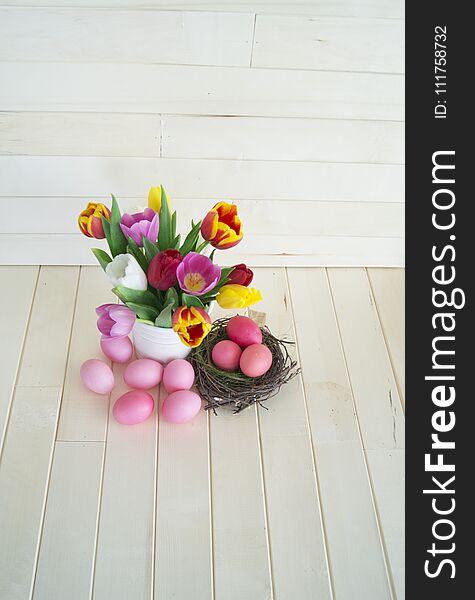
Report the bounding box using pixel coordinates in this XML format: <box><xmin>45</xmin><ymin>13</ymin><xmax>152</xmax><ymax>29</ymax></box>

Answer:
<box><xmin>434</xmin><ymin>25</ymin><xmax>447</xmax><ymax>119</ymax></box>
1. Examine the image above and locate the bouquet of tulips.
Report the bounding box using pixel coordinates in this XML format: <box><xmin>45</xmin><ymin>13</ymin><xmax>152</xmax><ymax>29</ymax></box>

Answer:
<box><xmin>78</xmin><ymin>186</ymin><xmax>262</xmax><ymax>348</ymax></box>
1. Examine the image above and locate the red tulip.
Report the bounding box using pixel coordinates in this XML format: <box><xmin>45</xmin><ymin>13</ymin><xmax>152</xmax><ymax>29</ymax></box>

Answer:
<box><xmin>227</xmin><ymin>263</ymin><xmax>253</xmax><ymax>287</ymax></box>
<box><xmin>147</xmin><ymin>249</ymin><xmax>182</xmax><ymax>291</ymax></box>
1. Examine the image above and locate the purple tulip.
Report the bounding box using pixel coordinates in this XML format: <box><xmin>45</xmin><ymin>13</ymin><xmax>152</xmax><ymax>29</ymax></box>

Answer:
<box><xmin>176</xmin><ymin>252</ymin><xmax>221</xmax><ymax>296</ymax></box>
<box><xmin>96</xmin><ymin>304</ymin><xmax>135</xmax><ymax>338</ymax></box>
<box><xmin>120</xmin><ymin>208</ymin><xmax>159</xmax><ymax>247</ymax></box>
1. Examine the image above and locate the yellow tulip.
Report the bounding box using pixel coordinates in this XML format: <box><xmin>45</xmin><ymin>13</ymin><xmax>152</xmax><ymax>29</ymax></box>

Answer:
<box><xmin>148</xmin><ymin>185</ymin><xmax>171</xmax><ymax>214</ymax></box>
<box><xmin>216</xmin><ymin>284</ymin><xmax>262</xmax><ymax>309</ymax></box>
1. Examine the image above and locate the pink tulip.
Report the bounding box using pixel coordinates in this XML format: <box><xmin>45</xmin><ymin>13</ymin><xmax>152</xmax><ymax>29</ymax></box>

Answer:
<box><xmin>176</xmin><ymin>252</ymin><xmax>221</xmax><ymax>296</ymax></box>
<box><xmin>96</xmin><ymin>304</ymin><xmax>135</xmax><ymax>338</ymax></box>
<box><xmin>120</xmin><ymin>208</ymin><xmax>159</xmax><ymax>247</ymax></box>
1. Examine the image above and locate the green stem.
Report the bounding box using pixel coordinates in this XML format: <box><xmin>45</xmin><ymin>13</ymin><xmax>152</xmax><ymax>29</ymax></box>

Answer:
<box><xmin>195</xmin><ymin>240</ymin><xmax>210</xmax><ymax>254</ymax></box>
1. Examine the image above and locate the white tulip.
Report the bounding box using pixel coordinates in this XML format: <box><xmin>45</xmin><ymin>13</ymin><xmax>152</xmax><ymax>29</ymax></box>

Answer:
<box><xmin>106</xmin><ymin>254</ymin><xmax>148</xmax><ymax>291</ymax></box>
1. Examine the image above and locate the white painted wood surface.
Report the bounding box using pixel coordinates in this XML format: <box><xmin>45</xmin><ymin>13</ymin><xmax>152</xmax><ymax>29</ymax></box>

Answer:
<box><xmin>0</xmin><ymin>266</ymin><xmax>404</xmax><ymax>599</ymax></box>
<box><xmin>0</xmin><ymin>1</ymin><xmax>405</xmax><ymax>20</ymax></box>
<box><xmin>0</xmin><ymin>156</ymin><xmax>404</xmax><ymax>202</ymax></box>
<box><xmin>288</xmin><ymin>268</ymin><xmax>393</xmax><ymax>598</ymax></box>
<box><xmin>154</xmin><ymin>388</ymin><xmax>212</xmax><ymax>600</ymax></box>
<box><xmin>0</xmin><ymin>3</ymin><xmax>404</xmax><ymax>266</ymax></box>
<box><xmin>33</xmin><ymin>441</ymin><xmax>105</xmax><ymax>600</ymax></box>
<box><xmin>0</xmin><ymin>387</ymin><xmax>63</xmax><ymax>600</ymax></box>
<box><xmin>162</xmin><ymin>114</ymin><xmax>404</xmax><ymax>164</ymax></box>
<box><xmin>367</xmin><ymin>268</ymin><xmax>405</xmax><ymax>409</ymax></box>
<box><xmin>92</xmin><ymin>363</ymin><xmax>158</xmax><ymax>600</ymax></box>
<box><xmin>0</xmin><ymin>8</ymin><xmax>254</xmax><ymax>67</ymax></box>
<box><xmin>0</xmin><ymin>62</ymin><xmax>404</xmax><ymax>121</ymax></box>
<box><xmin>57</xmin><ymin>267</ymin><xmax>116</xmax><ymax>442</ymax></box>
<box><xmin>254</xmin><ymin>269</ymin><xmax>332</xmax><ymax>599</ymax></box>
<box><xmin>0</xmin><ymin>112</ymin><xmax>161</xmax><ymax>157</ymax></box>
<box><xmin>253</xmin><ymin>15</ymin><xmax>404</xmax><ymax>73</ymax></box>
<box><xmin>15</xmin><ymin>267</ymin><xmax>79</xmax><ymax>387</ymax></box>
<box><xmin>0</xmin><ymin>266</ymin><xmax>38</xmax><ymax>454</ymax></box>
<box><xmin>0</xmin><ymin>266</ymin><xmax>78</xmax><ymax>599</ymax></box>
<box><xmin>327</xmin><ymin>268</ymin><xmax>405</xmax><ymax>599</ymax></box>
<box><xmin>0</xmin><ymin>112</ymin><xmax>404</xmax><ymax>164</ymax></box>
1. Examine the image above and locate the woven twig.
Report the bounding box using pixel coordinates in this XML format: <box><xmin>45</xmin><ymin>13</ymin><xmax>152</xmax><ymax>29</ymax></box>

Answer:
<box><xmin>190</xmin><ymin>317</ymin><xmax>300</xmax><ymax>413</ymax></box>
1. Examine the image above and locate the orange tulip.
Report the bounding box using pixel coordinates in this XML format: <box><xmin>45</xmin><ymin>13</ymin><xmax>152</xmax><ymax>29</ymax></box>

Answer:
<box><xmin>172</xmin><ymin>306</ymin><xmax>212</xmax><ymax>348</ymax></box>
<box><xmin>200</xmin><ymin>202</ymin><xmax>243</xmax><ymax>249</ymax></box>
<box><xmin>78</xmin><ymin>202</ymin><xmax>110</xmax><ymax>239</ymax></box>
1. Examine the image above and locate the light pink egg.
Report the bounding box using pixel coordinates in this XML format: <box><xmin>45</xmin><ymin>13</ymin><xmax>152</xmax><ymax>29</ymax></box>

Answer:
<box><xmin>212</xmin><ymin>340</ymin><xmax>242</xmax><ymax>371</ymax></box>
<box><xmin>124</xmin><ymin>358</ymin><xmax>163</xmax><ymax>389</ymax></box>
<box><xmin>239</xmin><ymin>344</ymin><xmax>273</xmax><ymax>378</ymax></box>
<box><xmin>163</xmin><ymin>359</ymin><xmax>195</xmax><ymax>393</ymax></box>
<box><xmin>162</xmin><ymin>390</ymin><xmax>202</xmax><ymax>424</ymax></box>
<box><xmin>80</xmin><ymin>359</ymin><xmax>115</xmax><ymax>394</ymax></box>
<box><xmin>100</xmin><ymin>335</ymin><xmax>133</xmax><ymax>364</ymax></box>
<box><xmin>226</xmin><ymin>315</ymin><xmax>263</xmax><ymax>348</ymax></box>
<box><xmin>113</xmin><ymin>390</ymin><xmax>154</xmax><ymax>425</ymax></box>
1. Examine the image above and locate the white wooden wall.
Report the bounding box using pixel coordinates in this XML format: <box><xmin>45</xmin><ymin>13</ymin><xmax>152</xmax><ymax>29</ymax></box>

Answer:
<box><xmin>0</xmin><ymin>1</ymin><xmax>404</xmax><ymax>266</ymax></box>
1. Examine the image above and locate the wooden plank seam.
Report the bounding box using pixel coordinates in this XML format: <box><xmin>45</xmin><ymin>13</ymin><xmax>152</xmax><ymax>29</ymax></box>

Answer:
<box><xmin>324</xmin><ymin>267</ymin><xmax>396</xmax><ymax>599</ymax></box>
<box><xmin>0</xmin><ymin>266</ymin><xmax>40</xmax><ymax>463</ymax></box>
<box><xmin>284</xmin><ymin>267</ymin><xmax>336</xmax><ymax>598</ymax></box>
<box><xmin>365</xmin><ymin>268</ymin><xmax>405</xmax><ymax>415</ymax></box>
<box><xmin>29</xmin><ymin>266</ymin><xmax>81</xmax><ymax>599</ymax></box>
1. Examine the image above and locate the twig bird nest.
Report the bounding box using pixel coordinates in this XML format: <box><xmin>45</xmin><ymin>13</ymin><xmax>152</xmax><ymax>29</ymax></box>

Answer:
<box><xmin>190</xmin><ymin>316</ymin><xmax>300</xmax><ymax>413</ymax></box>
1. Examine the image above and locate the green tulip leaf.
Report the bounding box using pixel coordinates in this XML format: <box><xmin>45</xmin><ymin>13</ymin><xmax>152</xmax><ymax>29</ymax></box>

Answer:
<box><xmin>100</xmin><ymin>215</ymin><xmax>112</xmax><ymax>254</ymax></box>
<box><xmin>91</xmin><ymin>247</ymin><xmax>112</xmax><ymax>271</ymax></box>
<box><xmin>164</xmin><ymin>287</ymin><xmax>179</xmax><ymax>309</ymax></box>
<box><xmin>109</xmin><ymin>194</ymin><xmax>127</xmax><ymax>257</ymax></box>
<box><xmin>171</xmin><ymin>211</ymin><xmax>177</xmax><ymax>238</ymax></box>
<box><xmin>127</xmin><ymin>238</ymin><xmax>149</xmax><ymax>273</ymax></box>
<box><xmin>155</xmin><ymin>304</ymin><xmax>174</xmax><ymax>328</ymax></box>
<box><xmin>171</xmin><ymin>234</ymin><xmax>181</xmax><ymax>249</ymax></box>
<box><xmin>181</xmin><ymin>294</ymin><xmax>205</xmax><ymax>309</ymax></box>
<box><xmin>125</xmin><ymin>302</ymin><xmax>159</xmax><ymax>321</ymax></box>
<box><xmin>113</xmin><ymin>286</ymin><xmax>160</xmax><ymax>309</ymax></box>
<box><xmin>136</xmin><ymin>318</ymin><xmax>155</xmax><ymax>326</ymax></box>
<box><xmin>179</xmin><ymin>221</ymin><xmax>201</xmax><ymax>255</ymax></box>
<box><xmin>157</xmin><ymin>186</ymin><xmax>172</xmax><ymax>250</ymax></box>
<box><xmin>200</xmin><ymin>267</ymin><xmax>233</xmax><ymax>301</ymax></box>
<box><xmin>142</xmin><ymin>235</ymin><xmax>160</xmax><ymax>262</ymax></box>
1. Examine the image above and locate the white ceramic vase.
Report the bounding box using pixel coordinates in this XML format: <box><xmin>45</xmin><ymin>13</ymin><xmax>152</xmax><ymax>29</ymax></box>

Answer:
<box><xmin>131</xmin><ymin>302</ymin><xmax>215</xmax><ymax>364</ymax></box>
<box><xmin>132</xmin><ymin>321</ymin><xmax>191</xmax><ymax>363</ymax></box>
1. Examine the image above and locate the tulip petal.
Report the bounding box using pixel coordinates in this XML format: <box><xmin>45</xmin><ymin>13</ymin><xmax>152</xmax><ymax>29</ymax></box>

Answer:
<box><xmin>148</xmin><ymin>186</ymin><xmax>162</xmax><ymax>214</ymax></box>
<box><xmin>96</xmin><ymin>303</ymin><xmax>116</xmax><ymax>317</ymax></box>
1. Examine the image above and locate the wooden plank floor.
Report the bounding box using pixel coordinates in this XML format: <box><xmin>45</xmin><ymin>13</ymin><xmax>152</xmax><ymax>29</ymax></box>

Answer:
<box><xmin>0</xmin><ymin>266</ymin><xmax>405</xmax><ymax>599</ymax></box>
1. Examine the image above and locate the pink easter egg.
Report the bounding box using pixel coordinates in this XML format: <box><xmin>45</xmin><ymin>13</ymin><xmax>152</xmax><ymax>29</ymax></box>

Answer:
<box><xmin>113</xmin><ymin>390</ymin><xmax>154</xmax><ymax>425</ymax></box>
<box><xmin>239</xmin><ymin>344</ymin><xmax>273</xmax><ymax>378</ymax></box>
<box><xmin>163</xmin><ymin>359</ymin><xmax>195</xmax><ymax>393</ymax></box>
<box><xmin>161</xmin><ymin>390</ymin><xmax>202</xmax><ymax>424</ymax></box>
<box><xmin>124</xmin><ymin>358</ymin><xmax>163</xmax><ymax>390</ymax></box>
<box><xmin>80</xmin><ymin>359</ymin><xmax>115</xmax><ymax>394</ymax></box>
<box><xmin>100</xmin><ymin>335</ymin><xmax>133</xmax><ymax>364</ymax></box>
<box><xmin>226</xmin><ymin>315</ymin><xmax>263</xmax><ymax>348</ymax></box>
<box><xmin>212</xmin><ymin>340</ymin><xmax>242</xmax><ymax>371</ymax></box>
